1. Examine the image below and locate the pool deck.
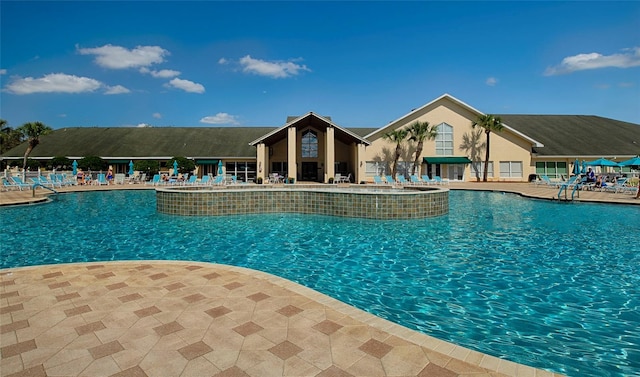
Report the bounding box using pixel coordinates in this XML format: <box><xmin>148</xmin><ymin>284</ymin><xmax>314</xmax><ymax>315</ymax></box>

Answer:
<box><xmin>3</xmin><ymin>181</ymin><xmax>635</xmax><ymax>377</ymax></box>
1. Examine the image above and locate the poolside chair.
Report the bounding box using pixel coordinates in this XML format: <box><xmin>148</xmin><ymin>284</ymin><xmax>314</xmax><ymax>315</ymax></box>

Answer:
<box><xmin>384</xmin><ymin>175</ymin><xmax>396</xmax><ymax>185</ymax></box>
<box><xmin>421</xmin><ymin>175</ymin><xmax>436</xmax><ymax>185</ymax></box>
<box><xmin>112</xmin><ymin>173</ymin><xmax>125</xmax><ymax>185</ymax></box>
<box><xmin>334</xmin><ymin>173</ymin><xmax>341</xmax><ymax>183</ymax></box>
<box><xmin>373</xmin><ymin>175</ymin><xmax>385</xmax><ymax>184</ymax></box>
<box><xmin>2</xmin><ymin>177</ymin><xmax>23</xmax><ymax>191</ymax></box>
<box><xmin>146</xmin><ymin>174</ymin><xmax>160</xmax><ymax>186</ymax></box>
<box><xmin>52</xmin><ymin>174</ymin><xmax>74</xmax><ymax>186</ymax></box>
<box><xmin>183</xmin><ymin>175</ymin><xmax>198</xmax><ymax>185</ymax></box>
<box><xmin>199</xmin><ymin>175</ymin><xmax>211</xmax><ymax>185</ymax></box>
<box><xmin>409</xmin><ymin>175</ymin><xmax>423</xmax><ymax>185</ymax></box>
<box><xmin>29</xmin><ymin>176</ymin><xmax>56</xmax><ymax>188</ymax></box>
<box><xmin>603</xmin><ymin>178</ymin><xmax>628</xmax><ymax>193</ymax></box>
<box><xmin>94</xmin><ymin>173</ymin><xmax>109</xmax><ymax>185</ymax></box>
<box><xmin>396</xmin><ymin>175</ymin><xmax>409</xmax><ymax>185</ymax></box>
<box><xmin>212</xmin><ymin>175</ymin><xmax>224</xmax><ymax>185</ymax></box>
<box><xmin>9</xmin><ymin>176</ymin><xmax>33</xmax><ymax>190</ymax></box>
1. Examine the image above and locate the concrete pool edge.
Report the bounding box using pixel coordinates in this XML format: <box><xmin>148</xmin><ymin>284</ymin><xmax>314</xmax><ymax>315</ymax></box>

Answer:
<box><xmin>1</xmin><ymin>260</ymin><xmax>563</xmax><ymax>377</ymax></box>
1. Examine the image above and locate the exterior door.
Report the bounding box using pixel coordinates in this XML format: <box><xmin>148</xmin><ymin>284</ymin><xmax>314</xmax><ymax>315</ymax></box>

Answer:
<box><xmin>301</xmin><ymin>162</ymin><xmax>318</xmax><ymax>181</ymax></box>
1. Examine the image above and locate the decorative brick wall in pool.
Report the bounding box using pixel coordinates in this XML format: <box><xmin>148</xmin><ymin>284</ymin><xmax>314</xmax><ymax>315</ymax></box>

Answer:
<box><xmin>156</xmin><ymin>186</ymin><xmax>449</xmax><ymax>219</ymax></box>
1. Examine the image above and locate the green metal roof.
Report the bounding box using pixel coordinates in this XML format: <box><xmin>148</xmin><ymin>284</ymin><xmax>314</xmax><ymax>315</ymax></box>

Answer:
<box><xmin>497</xmin><ymin>115</ymin><xmax>640</xmax><ymax>156</ymax></box>
<box><xmin>423</xmin><ymin>156</ymin><xmax>472</xmax><ymax>164</ymax></box>
<box><xmin>0</xmin><ymin>126</ymin><xmax>380</xmax><ymax>160</ymax></box>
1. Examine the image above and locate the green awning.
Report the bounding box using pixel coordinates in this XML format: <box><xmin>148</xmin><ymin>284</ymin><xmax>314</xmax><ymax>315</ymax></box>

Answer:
<box><xmin>195</xmin><ymin>159</ymin><xmax>219</xmax><ymax>164</ymax></box>
<box><xmin>423</xmin><ymin>156</ymin><xmax>472</xmax><ymax>164</ymax></box>
<box><xmin>106</xmin><ymin>159</ymin><xmax>131</xmax><ymax>163</ymax></box>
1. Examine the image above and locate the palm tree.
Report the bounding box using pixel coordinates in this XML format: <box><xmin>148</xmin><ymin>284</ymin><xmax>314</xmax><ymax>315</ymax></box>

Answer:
<box><xmin>471</xmin><ymin>114</ymin><xmax>503</xmax><ymax>182</ymax></box>
<box><xmin>382</xmin><ymin>129</ymin><xmax>408</xmax><ymax>177</ymax></box>
<box><xmin>407</xmin><ymin>121</ymin><xmax>438</xmax><ymax>175</ymax></box>
<box><xmin>17</xmin><ymin>121</ymin><xmax>52</xmax><ymax>171</ymax></box>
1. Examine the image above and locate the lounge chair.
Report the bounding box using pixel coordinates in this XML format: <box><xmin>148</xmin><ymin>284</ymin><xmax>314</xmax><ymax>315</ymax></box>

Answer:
<box><xmin>199</xmin><ymin>175</ymin><xmax>211</xmax><ymax>185</ymax></box>
<box><xmin>373</xmin><ymin>176</ymin><xmax>385</xmax><ymax>184</ymax></box>
<box><xmin>94</xmin><ymin>173</ymin><xmax>109</xmax><ymax>185</ymax></box>
<box><xmin>384</xmin><ymin>175</ymin><xmax>396</xmax><ymax>185</ymax></box>
<box><xmin>212</xmin><ymin>175</ymin><xmax>224</xmax><ymax>185</ymax></box>
<box><xmin>9</xmin><ymin>176</ymin><xmax>33</xmax><ymax>190</ymax></box>
<box><xmin>114</xmin><ymin>173</ymin><xmax>126</xmax><ymax>185</ymax></box>
<box><xmin>183</xmin><ymin>175</ymin><xmax>198</xmax><ymax>185</ymax></box>
<box><xmin>539</xmin><ymin>175</ymin><xmax>561</xmax><ymax>188</ymax></box>
<box><xmin>409</xmin><ymin>175</ymin><xmax>424</xmax><ymax>185</ymax></box>
<box><xmin>421</xmin><ymin>175</ymin><xmax>436</xmax><ymax>185</ymax></box>
<box><xmin>2</xmin><ymin>177</ymin><xmax>24</xmax><ymax>191</ymax></box>
<box><xmin>603</xmin><ymin>178</ymin><xmax>628</xmax><ymax>193</ymax></box>
<box><xmin>334</xmin><ymin>173</ymin><xmax>341</xmax><ymax>183</ymax></box>
<box><xmin>52</xmin><ymin>174</ymin><xmax>75</xmax><ymax>186</ymax></box>
<box><xmin>146</xmin><ymin>174</ymin><xmax>160</xmax><ymax>186</ymax></box>
<box><xmin>433</xmin><ymin>176</ymin><xmax>448</xmax><ymax>185</ymax></box>
<box><xmin>396</xmin><ymin>175</ymin><xmax>409</xmax><ymax>185</ymax></box>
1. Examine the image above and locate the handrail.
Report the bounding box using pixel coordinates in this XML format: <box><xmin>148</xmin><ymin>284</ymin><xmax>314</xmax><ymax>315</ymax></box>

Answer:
<box><xmin>571</xmin><ymin>183</ymin><xmax>582</xmax><ymax>200</ymax></box>
<box><xmin>32</xmin><ymin>183</ymin><xmax>59</xmax><ymax>197</ymax></box>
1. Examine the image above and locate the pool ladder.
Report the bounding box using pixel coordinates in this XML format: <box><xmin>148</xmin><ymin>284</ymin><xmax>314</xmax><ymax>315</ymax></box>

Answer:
<box><xmin>32</xmin><ymin>183</ymin><xmax>59</xmax><ymax>198</ymax></box>
<box><xmin>557</xmin><ymin>183</ymin><xmax>582</xmax><ymax>201</ymax></box>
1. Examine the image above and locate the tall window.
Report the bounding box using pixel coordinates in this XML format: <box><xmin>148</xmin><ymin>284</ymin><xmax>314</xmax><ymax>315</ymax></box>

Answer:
<box><xmin>435</xmin><ymin>123</ymin><xmax>453</xmax><ymax>156</ymax></box>
<box><xmin>499</xmin><ymin>161</ymin><xmax>523</xmax><ymax>178</ymax></box>
<box><xmin>535</xmin><ymin>161</ymin><xmax>567</xmax><ymax>179</ymax></box>
<box><xmin>365</xmin><ymin>161</ymin><xmax>389</xmax><ymax>176</ymax></box>
<box><xmin>301</xmin><ymin>130</ymin><xmax>318</xmax><ymax>158</ymax></box>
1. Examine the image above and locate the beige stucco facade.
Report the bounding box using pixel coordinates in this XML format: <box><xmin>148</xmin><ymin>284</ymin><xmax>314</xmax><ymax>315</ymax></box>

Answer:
<box><xmin>250</xmin><ymin>94</ymin><xmax>546</xmax><ymax>183</ymax></box>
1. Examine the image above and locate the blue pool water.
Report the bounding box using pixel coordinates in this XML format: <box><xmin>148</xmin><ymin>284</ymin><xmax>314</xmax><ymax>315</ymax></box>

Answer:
<box><xmin>1</xmin><ymin>190</ymin><xmax>639</xmax><ymax>376</ymax></box>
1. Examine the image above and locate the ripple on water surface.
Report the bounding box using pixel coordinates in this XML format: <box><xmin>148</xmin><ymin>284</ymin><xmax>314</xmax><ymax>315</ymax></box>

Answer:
<box><xmin>1</xmin><ymin>190</ymin><xmax>639</xmax><ymax>376</ymax></box>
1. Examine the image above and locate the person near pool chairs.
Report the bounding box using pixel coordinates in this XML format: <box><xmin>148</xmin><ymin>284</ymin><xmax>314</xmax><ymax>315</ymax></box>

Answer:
<box><xmin>76</xmin><ymin>169</ymin><xmax>85</xmax><ymax>185</ymax></box>
<box><xmin>586</xmin><ymin>168</ymin><xmax>595</xmax><ymax>183</ymax></box>
<box><xmin>635</xmin><ymin>179</ymin><xmax>640</xmax><ymax>199</ymax></box>
<box><xmin>106</xmin><ymin>168</ymin><xmax>114</xmax><ymax>184</ymax></box>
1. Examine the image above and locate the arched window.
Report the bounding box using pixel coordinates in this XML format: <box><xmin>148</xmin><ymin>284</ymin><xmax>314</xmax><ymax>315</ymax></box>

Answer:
<box><xmin>301</xmin><ymin>130</ymin><xmax>318</xmax><ymax>158</ymax></box>
<box><xmin>435</xmin><ymin>123</ymin><xmax>453</xmax><ymax>156</ymax></box>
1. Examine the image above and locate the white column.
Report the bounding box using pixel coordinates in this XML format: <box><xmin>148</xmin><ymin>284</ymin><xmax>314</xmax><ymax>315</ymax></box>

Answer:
<box><xmin>325</xmin><ymin>127</ymin><xmax>335</xmax><ymax>182</ymax></box>
<box><xmin>287</xmin><ymin>127</ymin><xmax>297</xmax><ymax>181</ymax></box>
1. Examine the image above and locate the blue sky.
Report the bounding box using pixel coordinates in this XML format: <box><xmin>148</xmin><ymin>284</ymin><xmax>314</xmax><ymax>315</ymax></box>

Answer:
<box><xmin>1</xmin><ymin>1</ymin><xmax>639</xmax><ymax>129</ymax></box>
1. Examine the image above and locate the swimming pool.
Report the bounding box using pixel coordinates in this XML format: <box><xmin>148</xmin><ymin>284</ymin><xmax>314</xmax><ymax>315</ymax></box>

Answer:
<box><xmin>1</xmin><ymin>190</ymin><xmax>638</xmax><ymax>376</ymax></box>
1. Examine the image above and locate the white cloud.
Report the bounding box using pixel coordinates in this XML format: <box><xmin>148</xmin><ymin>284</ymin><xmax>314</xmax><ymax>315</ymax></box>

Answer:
<box><xmin>166</xmin><ymin>78</ymin><xmax>205</xmax><ymax>93</ymax></box>
<box><xmin>200</xmin><ymin>112</ymin><xmax>240</xmax><ymax>125</ymax></box>
<box><xmin>5</xmin><ymin>73</ymin><xmax>102</xmax><ymax>94</ymax></box>
<box><xmin>137</xmin><ymin>123</ymin><xmax>152</xmax><ymax>128</ymax></box>
<box><xmin>152</xmin><ymin>112</ymin><xmax>162</xmax><ymax>119</ymax></box>
<box><xmin>239</xmin><ymin>55</ymin><xmax>311</xmax><ymax>78</ymax></box>
<box><xmin>485</xmin><ymin>77</ymin><xmax>498</xmax><ymax>86</ymax></box>
<box><xmin>218</xmin><ymin>58</ymin><xmax>228</xmax><ymax>65</ymax></box>
<box><xmin>0</xmin><ymin>69</ymin><xmax>6</xmax><ymax>75</ymax></box>
<box><xmin>104</xmin><ymin>85</ymin><xmax>130</xmax><ymax>95</ymax></box>
<box><xmin>77</xmin><ymin>44</ymin><xmax>169</xmax><ymax>69</ymax></box>
<box><xmin>544</xmin><ymin>47</ymin><xmax>640</xmax><ymax>76</ymax></box>
<box><xmin>140</xmin><ymin>67</ymin><xmax>181</xmax><ymax>78</ymax></box>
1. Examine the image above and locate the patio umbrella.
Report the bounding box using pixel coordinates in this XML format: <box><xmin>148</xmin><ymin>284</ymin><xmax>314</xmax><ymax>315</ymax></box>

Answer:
<box><xmin>173</xmin><ymin>160</ymin><xmax>179</xmax><ymax>176</ymax></box>
<box><xmin>572</xmin><ymin>159</ymin><xmax>581</xmax><ymax>175</ymax></box>
<box><xmin>618</xmin><ymin>156</ymin><xmax>640</xmax><ymax>168</ymax></box>
<box><xmin>581</xmin><ymin>160</ymin><xmax>587</xmax><ymax>174</ymax></box>
<box><xmin>217</xmin><ymin>160</ymin><xmax>223</xmax><ymax>175</ymax></box>
<box><xmin>72</xmin><ymin>160</ymin><xmax>78</xmax><ymax>176</ymax></box>
<box><xmin>128</xmin><ymin>160</ymin><xmax>134</xmax><ymax>175</ymax></box>
<box><xmin>585</xmin><ymin>158</ymin><xmax>619</xmax><ymax>167</ymax></box>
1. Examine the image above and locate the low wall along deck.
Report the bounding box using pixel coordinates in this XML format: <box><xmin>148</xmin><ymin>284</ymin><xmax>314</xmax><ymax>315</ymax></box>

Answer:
<box><xmin>156</xmin><ymin>185</ymin><xmax>449</xmax><ymax>219</ymax></box>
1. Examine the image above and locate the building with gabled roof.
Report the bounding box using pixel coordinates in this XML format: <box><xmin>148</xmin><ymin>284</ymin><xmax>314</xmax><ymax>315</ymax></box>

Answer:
<box><xmin>2</xmin><ymin>94</ymin><xmax>639</xmax><ymax>182</ymax></box>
